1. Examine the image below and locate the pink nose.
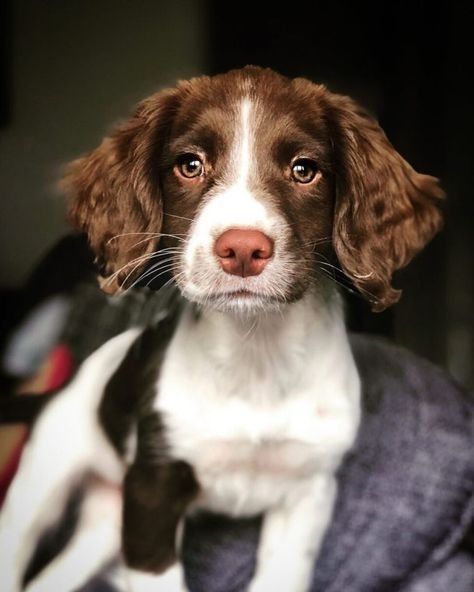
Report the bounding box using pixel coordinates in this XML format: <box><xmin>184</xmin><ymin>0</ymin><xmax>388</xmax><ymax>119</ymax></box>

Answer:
<box><xmin>214</xmin><ymin>229</ymin><xmax>274</xmax><ymax>277</ymax></box>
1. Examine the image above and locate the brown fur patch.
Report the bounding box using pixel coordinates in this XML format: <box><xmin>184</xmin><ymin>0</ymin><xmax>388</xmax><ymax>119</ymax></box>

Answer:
<box><xmin>123</xmin><ymin>459</ymin><xmax>199</xmax><ymax>573</ymax></box>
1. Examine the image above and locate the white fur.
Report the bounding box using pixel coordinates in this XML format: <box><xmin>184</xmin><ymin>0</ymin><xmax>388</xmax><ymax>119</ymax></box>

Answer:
<box><xmin>248</xmin><ymin>474</ymin><xmax>337</xmax><ymax>592</ymax></box>
<box><xmin>158</xmin><ymin>291</ymin><xmax>359</xmax><ymax>516</ymax></box>
<box><xmin>236</xmin><ymin>98</ymin><xmax>252</xmax><ymax>186</ymax></box>
<box><xmin>157</xmin><ymin>288</ymin><xmax>359</xmax><ymax>591</ymax></box>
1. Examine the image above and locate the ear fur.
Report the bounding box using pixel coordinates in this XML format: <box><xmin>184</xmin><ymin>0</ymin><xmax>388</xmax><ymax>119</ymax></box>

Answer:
<box><xmin>61</xmin><ymin>88</ymin><xmax>179</xmax><ymax>294</ymax></box>
<box><xmin>322</xmin><ymin>90</ymin><xmax>444</xmax><ymax>311</ymax></box>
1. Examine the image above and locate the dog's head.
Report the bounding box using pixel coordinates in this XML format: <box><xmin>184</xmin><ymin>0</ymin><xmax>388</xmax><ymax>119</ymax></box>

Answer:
<box><xmin>62</xmin><ymin>67</ymin><xmax>443</xmax><ymax>313</ymax></box>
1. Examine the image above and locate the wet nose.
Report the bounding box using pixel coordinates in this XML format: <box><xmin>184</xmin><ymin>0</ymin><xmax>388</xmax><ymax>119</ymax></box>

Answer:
<box><xmin>214</xmin><ymin>229</ymin><xmax>274</xmax><ymax>277</ymax></box>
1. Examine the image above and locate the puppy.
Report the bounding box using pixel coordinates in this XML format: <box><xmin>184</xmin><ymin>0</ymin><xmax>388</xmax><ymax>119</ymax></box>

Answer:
<box><xmin>0</xmin><ymin>66</ymin><xmax>443</xmax><ymax>592</ymax></box>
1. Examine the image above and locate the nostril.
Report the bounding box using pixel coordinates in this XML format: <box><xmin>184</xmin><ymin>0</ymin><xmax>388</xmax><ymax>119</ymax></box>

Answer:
<box><xmin>252</xmin><ymin>248</ymin><xmax>268</xmax><ymax>260</ymax></box>
<box><xmin>252</xmin><ymin>243</ymin><xmax>273</xmax><ymax>259</ymax></box>
<box><xmin>222</xmin><ymin>248</ymin><xmax>236</xmax><ymax>259</ymax></box>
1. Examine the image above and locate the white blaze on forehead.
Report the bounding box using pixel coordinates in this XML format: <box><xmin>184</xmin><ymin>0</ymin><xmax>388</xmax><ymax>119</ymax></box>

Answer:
<box><xmin>235</xmin><ymin>98</ymin><xmax>252</xmax><ymax>187</ymax></box>
<box><xmin>183</xmin><ymin>96</ymin><xmax>284</xmax><ymax>278</ymax></box>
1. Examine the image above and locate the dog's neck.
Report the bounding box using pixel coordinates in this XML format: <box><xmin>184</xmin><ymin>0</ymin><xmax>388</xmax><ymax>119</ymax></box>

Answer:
<box><xmin>171</xmin><ymin>285</ymin><xmax>357</xmax><ymax>403</ymax></box>
<box><xmin>198</xmin><ymin>289</ymin><xmax>343</xmax><ymax>356</ymax></box>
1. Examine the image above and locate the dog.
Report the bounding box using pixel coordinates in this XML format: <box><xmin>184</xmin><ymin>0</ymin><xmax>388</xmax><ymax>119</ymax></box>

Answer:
<box><xmin>0</xmin><ymin>66</ymin><xmax>443</xmax><ymax>592</ymax></box>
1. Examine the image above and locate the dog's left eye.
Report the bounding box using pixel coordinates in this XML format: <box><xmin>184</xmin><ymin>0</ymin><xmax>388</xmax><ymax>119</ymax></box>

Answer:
<box><xmin>176</xmin><ymin>154</ymin><xmax>204</xmax><ymax>179</ymax></box>
<box><xmin>291</xmin><ymin>158</ymin><xmax>319</xmax><ymax>184</ymax></box>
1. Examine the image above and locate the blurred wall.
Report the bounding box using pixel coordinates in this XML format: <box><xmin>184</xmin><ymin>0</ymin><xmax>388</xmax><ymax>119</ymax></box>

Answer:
<box><xmin>0</xmin><ymin>0</ymin><xmax>206</xmax><ymax>287</ymax></box>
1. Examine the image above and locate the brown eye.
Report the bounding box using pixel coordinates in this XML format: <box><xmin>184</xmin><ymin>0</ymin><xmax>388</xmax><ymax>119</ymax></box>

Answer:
<box><xmin>291</xmin><ymin>158</ymin><xmax>319</xmax><ymax>184</ymax></box>
<box><xmin>176</xmin><ymin>153</ymin><xmax>204</xmax><ymax>178</ymax></box>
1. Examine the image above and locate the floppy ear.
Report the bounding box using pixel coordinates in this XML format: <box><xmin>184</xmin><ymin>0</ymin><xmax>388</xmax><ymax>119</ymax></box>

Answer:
<box><xmin>323</xmin><ymin>91</ymin><xmax>444</xmax><ymax>311</ymax></box>
<box><xmin>61</xmin><ymin>88</ymin><xmax>179</xmax><ymax>294</ymax></box>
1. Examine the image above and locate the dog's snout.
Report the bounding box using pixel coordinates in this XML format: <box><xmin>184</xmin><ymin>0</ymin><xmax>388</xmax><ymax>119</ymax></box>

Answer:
<box><xmin>214</xmin><ymin>229</ymin><xmax>273</xmax><ymax>277</ymax></box>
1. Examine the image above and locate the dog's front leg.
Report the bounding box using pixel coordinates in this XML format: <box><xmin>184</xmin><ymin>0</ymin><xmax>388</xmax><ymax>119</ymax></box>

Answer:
<box><xmin>248</xmin><ymin>474</ymin><xmax>337</xmax><ymax>592</ymax></box>
<box><xmin>122</xmin><ymin>460</ymin><xmax>199</xmax><ymax>592</ymax></box>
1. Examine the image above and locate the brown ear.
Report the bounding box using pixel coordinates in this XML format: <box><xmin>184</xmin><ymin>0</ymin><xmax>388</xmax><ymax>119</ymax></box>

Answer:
<box><xmin>61</xmin><ymin>88</ymin><xmax>179</xmax><ymax>294</ymax></box>
<box><xmin>324</xmin><ymin>91</ymin><xmax>444</xmax><ymax>311</ymax></box>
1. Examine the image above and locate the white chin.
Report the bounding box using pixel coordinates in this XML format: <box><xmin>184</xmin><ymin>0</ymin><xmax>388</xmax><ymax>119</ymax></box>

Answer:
<box><xmin>183</xmin><ymin>288</ymin><xmax>285</xmax><ymax>314</ymax></box>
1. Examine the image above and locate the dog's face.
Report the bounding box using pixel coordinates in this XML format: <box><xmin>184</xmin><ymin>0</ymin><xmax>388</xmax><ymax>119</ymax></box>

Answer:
<box><xmin>63</xmin><ymin>67</ymin><xmax>443</xmax><ymax>312</ymax></box>
<box><xmin>158</xmin><ymin>71</ymin><xmax>336</xmax><ymax>311</ymax></box>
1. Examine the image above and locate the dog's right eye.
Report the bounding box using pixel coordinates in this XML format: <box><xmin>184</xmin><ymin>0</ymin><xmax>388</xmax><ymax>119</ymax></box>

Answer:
<box><xmin>176</xmin><ymin>154</ymin><xmax>204</xmax><ymax>179</ymax></box>
<box><xmin>291</xmin><ymin>158</ymin><xmax>319</xmax><ymax>184</ymax></box>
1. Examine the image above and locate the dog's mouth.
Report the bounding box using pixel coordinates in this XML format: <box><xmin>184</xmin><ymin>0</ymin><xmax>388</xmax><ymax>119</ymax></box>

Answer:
<box><xmin>209</xmin><ymin>289</ymin><xmax>282</xmax><ymax>304</ymax></box>
<box><xmin>135</xmin><ymin>246</ymin><xmax>309</xmax><ymax>314</ymax></box>
<box><xmin>175</xmin><ymin>254</ymin><xmax>308</xmax><ymax>313</ymax></box>
<box><xmin>153</xmin><ymin>236</ymin><xmax>309</xmax><ymax>313</ymax></box>
<box><xmin>210</xmin><ymin>289</ymin><xmax>260</xmax><ymax>299</ymax></box>
<box><xmin>182</xmin><ymin>284</ymin><xmax>287</xmax><ymax>313</ymax></box>
<box><xmin>132</xmin><ymin>262</ymin><xmax>286</xmax><ymax>310</ymax></box>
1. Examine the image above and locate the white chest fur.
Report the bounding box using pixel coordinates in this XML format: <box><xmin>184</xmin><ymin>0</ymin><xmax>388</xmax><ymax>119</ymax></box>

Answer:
<box><xmin>155</xmin><ymin>291</ymin><xmax>360</xmax><ymax>517</ymax></box>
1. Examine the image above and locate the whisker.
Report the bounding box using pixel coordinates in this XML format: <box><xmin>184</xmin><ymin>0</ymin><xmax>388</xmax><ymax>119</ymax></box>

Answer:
<box><xmin>315</xmin><ymin>267</ymin><xmax>359</xmax><ymax>297</ymax></box>
<box><xmin>127</xmin><ymin>252</ymin><xmax>180</xmax><ymax>283</ymax></box>
<box><xmin>106</xmin><ymin>247</ymin><xmax>184</xmax><ymax>286</ymax></box>
<box><xmin>124</xmin><ymin>258</ymin><xmax>178</xmax><ymax>291</ymax></box>
<box><xmin>163</xmin><ymin>212</ymin><xmax>195</xmax><ymax>223</ymax></box>
<box><xmin>155</xmin><ymin>272</ymin><xmax>182</xmax><ymax>293</ymax></box>
<box><xmin>155</xmin><ymin>233</ymin><xmax>189</xmax><ymax>243</ymax></box>
<box><xmin>315</xmin><ymin>266</ymin><xmax>376</xmax><ymax>301</ymax></box>
<box><xmin>131</xmin><ymin>260</ymin><xmax>176</xmax><ymax>286</ymax></box>
<box><xmin>107</xmin><ymin>231</ymin><xmax>188</xmax><ymax>244</ymax></box>
<box><xmin>106</xmin><ymin>232</ymin><xmax>162</xmax><ymax>245</ymax></box>
<box><xmin>105</xmin><ymin>251</ymin><xmax>158</xmax><ymax>285</ymax></box>
<box><xmin>145</xmin><ymin>266</ymin><xmax>181</xmax><ymax>289</ymax></box>
<box><xmin>315</xmin><ymin>260</ymin><xmax>345</xmax><ymax>275</ymax></box>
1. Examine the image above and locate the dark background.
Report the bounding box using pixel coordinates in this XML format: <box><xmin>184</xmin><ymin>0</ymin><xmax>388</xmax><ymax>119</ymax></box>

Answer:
<box><xmin>0</xmin><ymin>1</ymin><xmax>472</xmax><ymax>388</ymax></box>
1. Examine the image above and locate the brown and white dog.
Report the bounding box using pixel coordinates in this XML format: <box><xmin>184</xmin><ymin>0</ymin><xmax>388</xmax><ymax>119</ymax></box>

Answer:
<box><xmin>0</xmin><ymin>67</ymin><xmax>443</xmax><ymax>592</ymax></box>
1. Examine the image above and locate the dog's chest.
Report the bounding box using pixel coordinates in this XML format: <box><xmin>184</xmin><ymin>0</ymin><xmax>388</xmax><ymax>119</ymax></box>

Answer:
<box><xmin>157</xmin><ymin>367</ymin><xmax>324</xmax><ymax>516</ymax></box>
<box><xmin>152</xmin><ymin>307</ymin><xmax>359</xmax><ymax>517</ymax></box>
